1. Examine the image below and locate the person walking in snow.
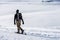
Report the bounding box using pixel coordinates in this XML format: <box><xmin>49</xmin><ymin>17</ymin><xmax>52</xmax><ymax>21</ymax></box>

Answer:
<box><xmin>14</xmin><ymin>9</ymin><xmax>24</xmax><ymax>34</ymax></box>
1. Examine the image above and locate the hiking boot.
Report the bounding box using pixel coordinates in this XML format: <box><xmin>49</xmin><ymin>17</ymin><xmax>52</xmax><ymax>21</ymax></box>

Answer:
<box><xmin>21</xmin><ymin>30</ymin><xmax>24</xmax><ymax>34</ymax></box>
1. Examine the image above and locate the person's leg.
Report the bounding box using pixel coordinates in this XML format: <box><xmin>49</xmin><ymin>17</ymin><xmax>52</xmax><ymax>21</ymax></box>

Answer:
<box><xmin>19</xmin><ymin>20</ymin><xmax>24</xmax><ymax>34</ymax></box>
<box><xmin>16</xmin><ymin>21</ymin><xmax>20</xmax><ymax>33</ymax></box>
<box><xmin>19</xmin><ymin>27</ymin><xmax>24</xmax><ymax>34</ymax></box>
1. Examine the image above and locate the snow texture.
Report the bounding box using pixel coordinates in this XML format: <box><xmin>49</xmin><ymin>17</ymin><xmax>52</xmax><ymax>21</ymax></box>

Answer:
<box><xmin>0</xmin><ymin>2</ymin><xmax>60</xmax><ymax>40</ymax></box>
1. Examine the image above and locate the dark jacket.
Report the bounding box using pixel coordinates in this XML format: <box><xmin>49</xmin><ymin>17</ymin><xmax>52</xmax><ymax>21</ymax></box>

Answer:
<box><xmin>14</xmin><ymin>13</ymin><xmax>24</xmax><ymax>24</ymax></box>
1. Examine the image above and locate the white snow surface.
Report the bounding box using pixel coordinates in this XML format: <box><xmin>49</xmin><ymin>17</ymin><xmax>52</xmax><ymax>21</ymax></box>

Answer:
<box><xmin>0</xmin><ymin>2</ymin><xmax>60</xmax><ymax>40</ymax></box>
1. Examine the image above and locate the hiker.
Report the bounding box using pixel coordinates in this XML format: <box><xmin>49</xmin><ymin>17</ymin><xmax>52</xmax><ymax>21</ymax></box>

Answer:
<box><xmin>14</xmin><ymin>9</ymin><xmax>24</xmax><ymax>34</ymax></box>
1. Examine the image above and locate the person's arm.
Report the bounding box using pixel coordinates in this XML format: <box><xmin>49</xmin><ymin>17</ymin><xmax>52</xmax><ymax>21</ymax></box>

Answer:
<box><xmin>22</xmin><ymin>18</ymin><xmax>24</xmax><ymax>24</ymax></box>
<box><xmin>14</xmin><ymin>14</ymin><xmax>16</xmax><ymax>24</ymax></box>
<box><xmin>21</xmin><ymin>14</ymin><xmax>24</xmax><ymax>24</ymax></box>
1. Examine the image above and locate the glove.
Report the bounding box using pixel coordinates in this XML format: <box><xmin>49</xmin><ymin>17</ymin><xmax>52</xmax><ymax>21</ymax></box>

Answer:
<box><xmin>22</xmin><ymin>22</ymin><xmax>24</xmax><ymax>24</ymax></box>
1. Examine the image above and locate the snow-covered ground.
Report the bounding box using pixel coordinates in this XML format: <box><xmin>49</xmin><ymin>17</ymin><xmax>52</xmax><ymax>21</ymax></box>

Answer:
<box><xmin>0</xmin><ymin>2</ymin><xmax>60</xmax><ymax>40</ymax></box>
